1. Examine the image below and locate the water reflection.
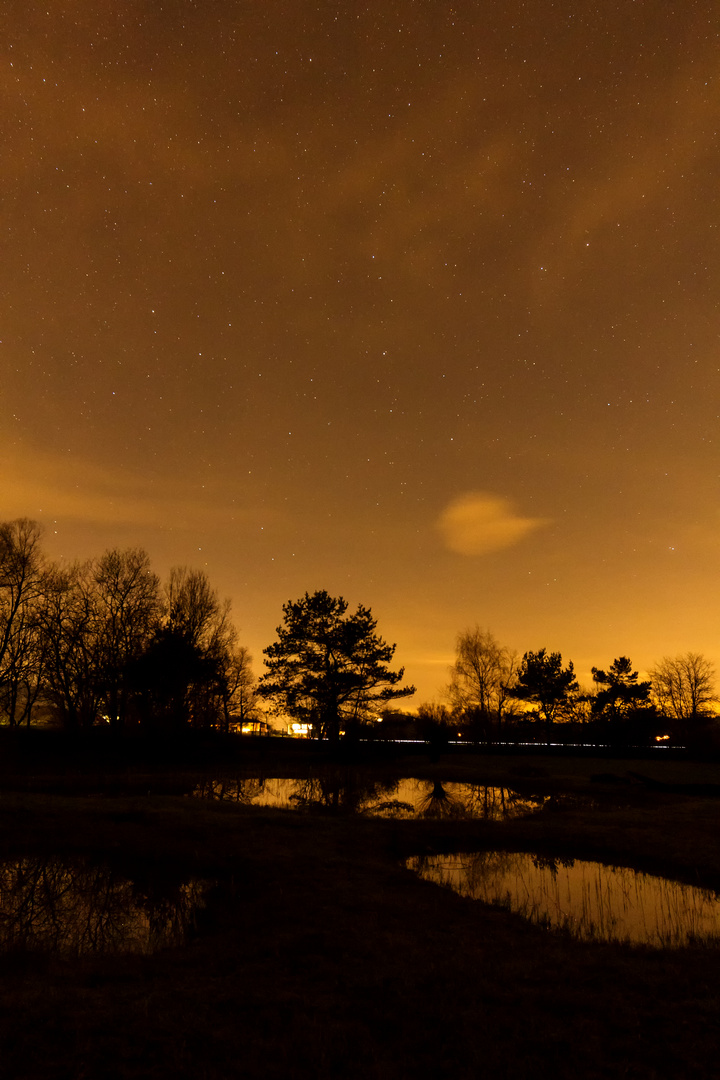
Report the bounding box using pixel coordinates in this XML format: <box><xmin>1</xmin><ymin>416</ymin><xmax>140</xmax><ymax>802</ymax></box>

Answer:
<box><xmin>0</xmin><ymin>857</ymin><xmax>213</xmax><ymax>956</ymax></box>
<box><xmin>192</xmin><ymin>777</ymin><xmax>545</xmax><ymax>820</ymax></box>
<box><xmin>407</xmin><ymin>851</ymin><xmax>720</xmax><ymax>947</ymax></box>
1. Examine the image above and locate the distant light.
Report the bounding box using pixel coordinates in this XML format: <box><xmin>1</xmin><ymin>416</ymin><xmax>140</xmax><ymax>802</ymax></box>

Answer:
<box><xmin>655</xmin><ymin>734</ymin><xmax>670</xmax><ymax>742</ymax></box>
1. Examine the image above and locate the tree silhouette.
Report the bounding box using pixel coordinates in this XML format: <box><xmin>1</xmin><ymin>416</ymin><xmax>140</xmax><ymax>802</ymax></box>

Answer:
<box><xmin>0</xmin><ymin>519</ymin><xmax>47</xmax><ymax>725</ymax></box>
<box><xmin>259</xmin><ymin>590</ymin><xmax>415</xmax><ymax>742</ymax></box>
<box><xmin>650</xmin><ymin>653</ymin><xmax>717</xmax><ymax>743</ymax></box>
<box><xmin>591</xmin><ymin>657</ymin><xmax>651</xmax><ymax>720</ymax></box>
<box><xmin>93</xmin><ymin>548</ymin><xmax>161</xmax><ymax>729</ymax></box>
<box><xmin>511</xmin><ymin>648</ymin><xmax>579</xmax><ymax>740</ymax></box>
<box><xmin>39</xmin><ymin>550</ymin><xmax>161</xmax><ymax>730</ymax></box>
<box><xmin>39</xmin><ymin>561</ymin><xmax>106</xmax><ymax>729</ymax></box>
<box><xmin>163</xmin><ymin>566</ymin><xmax>251</xmax><ymax>728</ymax></box>
<box><xmin>128</xmin><ymin>627</ymin><xmax>218</xmax><ymax>731</ymax></box>
<box><xmin>447</xmin><ymin>626</ymin><xmax>520</xmax><ymax>740</ymax></box>
<box><xmin>0</xmin><ymin>522</ymin><xmax>259</xmax><ymax>732</ymax></box>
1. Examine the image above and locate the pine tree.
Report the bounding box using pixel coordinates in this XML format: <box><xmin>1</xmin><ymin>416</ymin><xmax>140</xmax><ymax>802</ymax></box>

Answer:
<box><xmin>259</xmin><ymin>590</ymin><xmax>415</xmax><ymax>741</ymax></box>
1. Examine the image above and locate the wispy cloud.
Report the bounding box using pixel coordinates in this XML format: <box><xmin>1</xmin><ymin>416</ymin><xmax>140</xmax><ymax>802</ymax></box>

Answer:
<box><xmin>0</xmin><ymin>441</ymin><xmax>262</xmax><ymax>532</ymax></box>
<box><xmin>437</xmin><ymin>492</ymin><xmax>548</xmax><ymax>556</ymax></box>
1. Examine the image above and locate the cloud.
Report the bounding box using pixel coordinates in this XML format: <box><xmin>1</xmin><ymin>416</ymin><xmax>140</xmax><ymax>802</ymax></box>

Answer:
<box><xmin>437</xmin><ymin>492</ymin><xmax>548</xmax><ymax>556</ymax></box>
<box><xmin>0</xmin><ymin>440</ymin><xmax>265</xmax><ymax>533</ymax></box>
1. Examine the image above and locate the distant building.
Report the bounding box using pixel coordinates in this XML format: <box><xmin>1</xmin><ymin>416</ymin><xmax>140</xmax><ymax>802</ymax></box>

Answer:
<box><xmin>228</xmin><ymin>719</ymin><xmax>271</xmax><ymax>735</ymax></box>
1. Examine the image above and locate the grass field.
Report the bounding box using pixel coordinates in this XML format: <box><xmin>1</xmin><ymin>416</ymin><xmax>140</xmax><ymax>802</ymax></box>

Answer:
<box><xmin>1</xmin><ymin>736</ymin><xmax>720</xmax><ymax>1079</ymax></box>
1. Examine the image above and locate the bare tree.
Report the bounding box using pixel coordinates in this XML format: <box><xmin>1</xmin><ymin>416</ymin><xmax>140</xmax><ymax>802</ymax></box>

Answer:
<box><xmin>650</xmin><ymin>653</ymin><xmax>717</xmax><ymax>740</ymax></box>
<box><xmin>39</xmin><ymin>561</ymin><xmax>105</xmax><ymax>729</ymax></box>
<box><xmin>448</xmin><ymin>627</ymin><xmax>519</xmax><ymax>738</ymax></box>
<box><xmin>165</xmin><ymin>566</ymin><xmax>232</xmax><ymax>655</ymax></box>
<box><xmin>39</xmin><ymin>549</ymin><xmax>161</xmax><ymax>730</ymax></box>
<box><xmin>155</xmin><ymin>566</ymin><xmax>251</xmax><ymax>729</ymax></box>
<box><xmin>93</xmin><ymin>548</ymin><xmax>161</xmax><ymax>729</ymax></box>
<box><xmin>0</xmin><ymin>520</ymin><xmax>47</xmax><ymax>725</ymax></box>
<box><xmin>0</xmin><ymin>598</ymin><xmax>47</xmax><ymax>726</ymax></box>
<box><xmin>2</xmin><ymin>540</ymin><xmax>255</xmax><ymax>733</ymax></box>
<box><xmin>218</xmin><ymin>643</ymin><xmax>259</xmax><ymax>731</ymax></box>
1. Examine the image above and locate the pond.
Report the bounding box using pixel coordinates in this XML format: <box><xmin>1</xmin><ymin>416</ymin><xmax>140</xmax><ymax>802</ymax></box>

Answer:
<box><xmin>191</xmin><ymin>776</ymin><xmax>547</xmax><ymax>820</ymax></box>
<box><xmin>0</xmin><ymin>856</ymin><xmax>214</xmax><ymax>957</ymax></box>
<box><xmin>407</xmin><ymin>851</ymin><xmax>720</xmax><ymax>947</ymax></box>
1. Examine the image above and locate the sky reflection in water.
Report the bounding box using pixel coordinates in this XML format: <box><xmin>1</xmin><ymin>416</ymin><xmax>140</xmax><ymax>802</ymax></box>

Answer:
<box><xmin>0</xmin><ymin>857</ymin><xmax>213</xmax><ymax>956</ymax></box>
<box><xmin>192</xmin><ymin>777</ymin><xmax>545</xmax><ymax>820</ymax></box>
<box><xmin>407</xmin><ymin>852</ymin><xmax>720</xmax><ymax>948</ymax></box>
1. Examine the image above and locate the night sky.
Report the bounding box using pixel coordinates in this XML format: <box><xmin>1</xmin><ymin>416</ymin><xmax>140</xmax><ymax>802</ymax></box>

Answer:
<box><xmin>3</xmin><ymin>1</ymin><xmax>719</xmax><ymax>703</ymax></box>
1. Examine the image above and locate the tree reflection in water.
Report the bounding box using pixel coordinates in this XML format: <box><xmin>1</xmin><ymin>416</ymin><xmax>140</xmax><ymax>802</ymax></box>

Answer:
<box><xmin>0</xmin><ymin>857</ymin><xmax>212</xmax><ymax>956</ymax></box>
<box><xmin>192</xmin><ymin>776</ymin><xmax>546</xmax><ymax>820</ymax></box>
<box><xmin>407</xmin><ymin>851</ymin><xmax>720</xmax><ymax>947</ymax></box>
<box><xmin>288</xmin><ymin>774</ymin><xmax>405</xmax><ymax>814</ymax></box>
<box><xmin>418</xmin><ymin>780</ymin><xmax>464</xmax><ymax>819</ymax></box>
<box><xmin>193</xmin><ymin>774</ymin><xmax>408</xmax><ymax>813</ymax></box>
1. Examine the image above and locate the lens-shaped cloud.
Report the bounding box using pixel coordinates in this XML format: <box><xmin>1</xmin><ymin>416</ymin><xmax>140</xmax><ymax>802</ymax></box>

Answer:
<box><xmin>438</xmin><ymin>492</ymin><xmax>548</xmax><ymax>556</ymax></box>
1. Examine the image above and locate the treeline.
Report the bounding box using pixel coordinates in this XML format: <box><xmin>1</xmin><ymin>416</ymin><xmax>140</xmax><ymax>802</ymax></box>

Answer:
<box><xmin>3</xmin><ymin>517</ymin><xmax>717</xmax><ymax>749</ymax></box>
<box><xmin>0</xmin><ymin>519</ymin><xmax>257</xmax><ymax>731</ymax></box>
<box><xmin>409</xmin><ymin>628</ymin><xmax>718</xmax><ymax>748</ymax></box>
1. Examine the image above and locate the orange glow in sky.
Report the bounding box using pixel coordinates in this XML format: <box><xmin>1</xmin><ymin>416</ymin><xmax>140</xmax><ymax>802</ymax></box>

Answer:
<box><xmin>3</xmin><ymin>2</ymin><xmax>719</xmax><ymax>702</ymax></box>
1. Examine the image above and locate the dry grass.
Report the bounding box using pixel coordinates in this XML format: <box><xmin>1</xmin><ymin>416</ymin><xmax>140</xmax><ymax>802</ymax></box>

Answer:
<box><xmin>1</xmin><ymin>741</ymin><xmax>720</xmax><ymax>1078</ymax></box>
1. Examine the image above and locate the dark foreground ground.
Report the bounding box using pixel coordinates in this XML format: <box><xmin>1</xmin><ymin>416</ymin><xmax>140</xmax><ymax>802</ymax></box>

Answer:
<box><xmin>1</xmin><ymin>736</ymin><xmax>720</xmax><ymax>1079</ymax></box>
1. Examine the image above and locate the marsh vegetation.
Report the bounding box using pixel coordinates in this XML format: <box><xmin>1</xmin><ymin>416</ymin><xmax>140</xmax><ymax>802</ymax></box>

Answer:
<box><xmin>407</xmin><ymin>850</ymin><xmax>720</xmax><ymax>947</ymax></box>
